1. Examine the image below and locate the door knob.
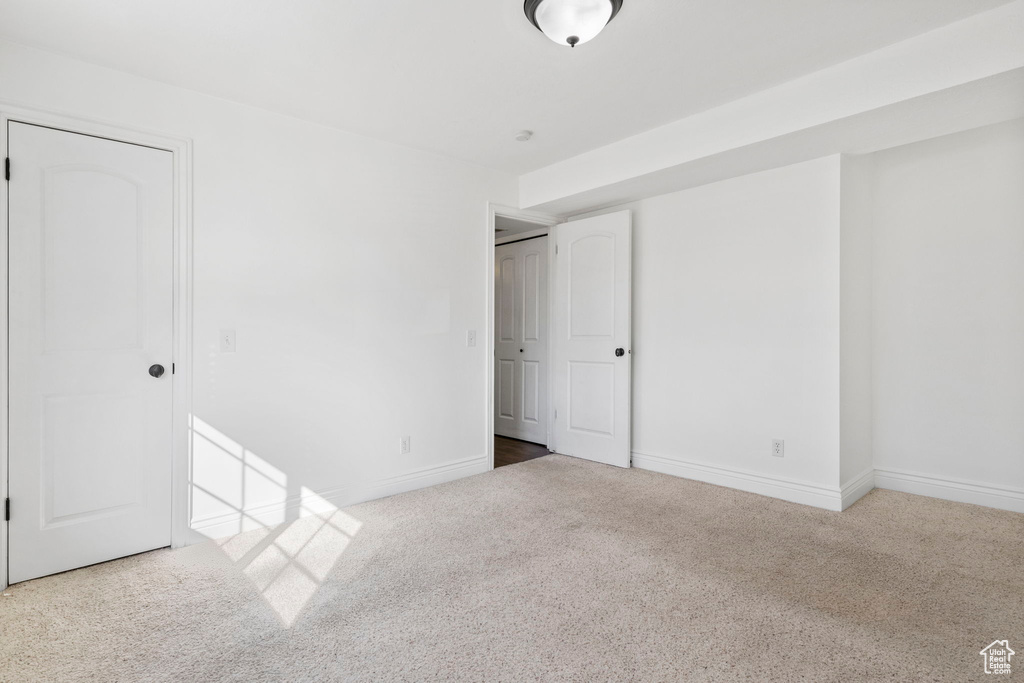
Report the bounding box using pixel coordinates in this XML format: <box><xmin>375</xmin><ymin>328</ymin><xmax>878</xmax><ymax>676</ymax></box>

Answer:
<box><xmin>149</xmin><ymin>364</ymin><xmax>165</xmax><ymax>378</ymax></box>
<box><xmin>614</xmin><ymin>348</ymin><xmax>625</xmax><ymax>357</ymax></box>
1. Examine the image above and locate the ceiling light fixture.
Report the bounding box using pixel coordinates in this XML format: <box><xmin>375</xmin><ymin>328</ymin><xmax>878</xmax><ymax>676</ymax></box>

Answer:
<box><xmin>524</xmin><ymin>0</ymin><xmax>623</xmax><ymax>48</ymax></box>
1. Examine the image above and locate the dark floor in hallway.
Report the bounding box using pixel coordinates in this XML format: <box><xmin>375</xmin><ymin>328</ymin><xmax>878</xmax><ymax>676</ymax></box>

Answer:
<box><xmin>494</xmin><ymin>436</ymin><xmax>549</xmax><ymax>468</ymax></box>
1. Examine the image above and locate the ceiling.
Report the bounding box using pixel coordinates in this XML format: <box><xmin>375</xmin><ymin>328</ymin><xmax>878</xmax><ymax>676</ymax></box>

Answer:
<box><xmin>0</xmin><ymin>0</ymin><xmax>1011</xmax><ymax>174</ymax></box>
<box><xmin>495</xmin><ymin>215</ymin><xmax>551</xmax><ymax>237</ymax></box>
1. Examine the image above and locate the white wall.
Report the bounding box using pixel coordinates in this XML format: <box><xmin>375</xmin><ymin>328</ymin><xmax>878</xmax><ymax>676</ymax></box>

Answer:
<box><xmin>0</xmin><ymin>40</ymin><xmax>517</xmax><ymax>536</ymax></box>
<box><xmin>839</xmin><ymin>155</ymin><xmax>874</xmax><ymax>488</ymax></box>
<box><xmin>579</xmin><ymin>123</ymin><xmax>1024</xmax><ymax>513</ymax></box>
<box><xmin>871</xmin><ymin>119</ymin><xmax>1024</xmax><ymax>496</ymax></box>
<box><xmin>4</xmin><ymin>38</ymin><xmax>1020</xmax><ymax>530</ymax></box>
<box><xmin>621</xmin><ymin>157</ymin><xmax>844</xmax><ymax>502</ymax></box>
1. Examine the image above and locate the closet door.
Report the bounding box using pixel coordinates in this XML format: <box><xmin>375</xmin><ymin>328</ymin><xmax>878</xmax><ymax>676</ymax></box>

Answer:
<box><xmin>494</xmin><ymin>237</ymin><xmax>548</xmax><ymax>445</ymax></box>
<box><xmin>7</xmin><ymin>121</ymin><xmax>174</xmax><ymax>583</ymax></box>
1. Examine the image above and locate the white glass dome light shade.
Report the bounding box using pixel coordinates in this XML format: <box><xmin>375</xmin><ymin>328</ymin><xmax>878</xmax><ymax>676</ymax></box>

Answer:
<box><xmin>536</xmin><ymin>0</ymin><xmax>610</xmax><ymax>46</ymax></box>
<box><xmin>525</xmin><ymin>0</ymin><xmax>623</xmax><ymax>48</ymax></box>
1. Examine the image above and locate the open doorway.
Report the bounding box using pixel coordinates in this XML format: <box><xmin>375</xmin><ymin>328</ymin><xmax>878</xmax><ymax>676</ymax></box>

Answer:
<box><xmin>488</xmin><ymin>206</ymin><xmax>558</xmax><ymax>468</ymax></box>
<box><xmin>486</xmin><ymin>206</ymin><xmax>633</xmax><ymax>470</ymax></box>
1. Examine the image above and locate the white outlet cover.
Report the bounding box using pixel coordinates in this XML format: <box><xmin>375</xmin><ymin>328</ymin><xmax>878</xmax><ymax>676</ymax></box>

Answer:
<box><xmin>467</xmin><ymin>330</ymin><xmax>477</xmax><ymax>347</ymax></box>
<box><xmin>772</xmin><ymin>439</ymin><xmax>784</xmax><ymax>457</ymax></box>
<box><xmin>220</xmin><ymin>329</ymin><xmax>236</xmax><ymax>353</ymax></box>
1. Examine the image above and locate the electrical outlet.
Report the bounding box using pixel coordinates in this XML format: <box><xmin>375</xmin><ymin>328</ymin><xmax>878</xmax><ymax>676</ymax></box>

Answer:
<box><xmin>220</xmin><ymin>329</ymin><xmax>236</xmax><ymax>353</ymax></box>
<box><xmin>400</xmin><ymin>436</ymin><xmax>411</xmax><ymax>454</ymax></box>
<box><xmin>772</xmin><ymin>439</ymin><xmax>784</xmax><ymax>458</ymax></box>
<box><xmin>467</xmin><ymin>330</ymin><xmax>477</xmax><ymax>347</ymax></box>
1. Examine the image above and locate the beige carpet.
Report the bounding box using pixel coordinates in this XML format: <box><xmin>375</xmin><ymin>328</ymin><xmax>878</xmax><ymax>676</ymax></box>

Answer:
<box><xmin>2</xmin><ymin>455</ymin><xmax>1021</xmax><ymax>682</ymax></box>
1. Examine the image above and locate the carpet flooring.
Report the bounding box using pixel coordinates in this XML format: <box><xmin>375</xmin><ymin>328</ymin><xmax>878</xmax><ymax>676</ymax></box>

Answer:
<box><xmin>1</xmin><ymin>455</ymin><xmax>1021</xmax><ymax>682</ymax></box>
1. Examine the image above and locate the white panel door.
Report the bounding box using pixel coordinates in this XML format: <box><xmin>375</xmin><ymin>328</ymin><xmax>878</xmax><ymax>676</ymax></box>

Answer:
<box><xmin>7</xmin><ymin>122</ymin><xmax>174</xmax><ymax>583</ymax></box>
<box><xmin>551</xmin><ymin>212</ymin><xmax>631</xmax><ymax>467</ymax></box>
<box><xmin>494</xmin><ymin>237</ymin><xmax>548</xmax><ymax>445</ymax></box>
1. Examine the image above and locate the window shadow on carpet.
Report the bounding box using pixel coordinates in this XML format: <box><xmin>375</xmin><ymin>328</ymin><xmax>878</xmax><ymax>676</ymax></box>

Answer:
<box><xmin>191</xmin><ymin>417</ymin><xmax>362</xmax><ymax>626</ymax></box>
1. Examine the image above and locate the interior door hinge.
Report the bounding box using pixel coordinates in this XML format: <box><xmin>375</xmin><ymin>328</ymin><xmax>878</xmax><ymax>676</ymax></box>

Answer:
<box><xmin>4</xmin><ymin>157</ymin><xmax>9</xmax><ymax>181</ymax></box>
<box><xmin>4</xmin><ymin>498</ymin><xmax>9</xmax><ymax>522</ymax></box>
<box><xmin>172</xmin><ymin>362</ymin><xmax>175</xmax><ymax>374</ymax></box>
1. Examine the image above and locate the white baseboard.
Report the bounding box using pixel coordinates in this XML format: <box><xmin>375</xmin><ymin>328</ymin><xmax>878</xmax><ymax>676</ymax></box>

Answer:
<box><xmin>631</xmin><ymin>451</ymin><xmax>843</xmax><ymax>511</ymax></box>
<box><xmin>189</xmin><ymin>455</ymin><xmax>489</xmax><ymax>541</ymax></box>
<box><xmin>840</xmin><ymin>468</ymin><xmax>876</xmax><ymax>510</ymax></box>
<box><xmin>494</xmin><ymin>428</ymin><xmax>547</xmax><ymax>446</ymax></box>
<box><xmin>369</xmin><ymin>455</ymin><xmax>490</xmax><ymax>499</ymax></box>
<box><xmin>630</xmin><ymin>453</ymin><xmax>1024</xmax><ymax>515</ymax></box>
<box><xmin>188</xmin><ymin>454</ymin><xmax>1024</xmax><ymax>542</ymax></box>
<box><xmin>874</xmin><ymin>467</ymin><xmax>1024</xmax><ymax>514</ymax></box>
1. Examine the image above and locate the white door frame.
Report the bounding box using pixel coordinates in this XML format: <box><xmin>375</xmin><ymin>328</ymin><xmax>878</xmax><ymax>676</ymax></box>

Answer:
<box><xmin>1</xmin><ymin>104</ymin><xmax>193</xmax><ymax>588</ymax></box>
<box><xmin>485</xmin><ymin>203</ymin><xmax>559</xmax><ymax>469</ymax></box>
